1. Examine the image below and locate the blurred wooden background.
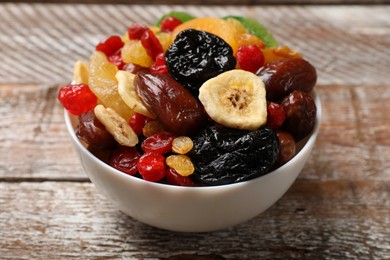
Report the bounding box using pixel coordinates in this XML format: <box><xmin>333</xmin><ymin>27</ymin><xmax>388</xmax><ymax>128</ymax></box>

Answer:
<box><xmin>1</xmin><ymin>0</ymin><xmax>389</xmax><ymax>4</ymax></box>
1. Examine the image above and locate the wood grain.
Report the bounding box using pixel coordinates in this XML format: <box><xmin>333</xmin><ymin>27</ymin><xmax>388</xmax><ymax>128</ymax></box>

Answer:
<box><xmin>1</xmin><ymin>84</ymin><xmax>390</xmax><ymax>181</ymax></box>
<box><xmin>0</xmin><ymin>4</ymin><xmax>389</xmax><ymax>85</ymax></box>
<box><xmin>0</xmin><ymin>180</ymin><xmax>389</xmax><ymax>259</ymax></box>
<box><xmin>1</xmin><ymin>3</ymin><xmax>390</xmax><ymax>259</ymax></box>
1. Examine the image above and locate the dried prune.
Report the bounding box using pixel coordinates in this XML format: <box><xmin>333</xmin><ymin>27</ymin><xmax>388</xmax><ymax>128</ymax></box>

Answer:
<box><xmin>165</xmin><ymin>29</ymin><xmax>236</xmax><ymax>97</ymax></box>
<box><xmin>189</xmin><ymin>124</ymin><xmax>279</xmax><ymax>185</ymax></box>
<box><xmin>76</xmin><ymin>109</ymin><xmax>117</xmax><ymax>149</ymax></box>
<box><xmin>256</xmin><ymin>58</ymin><xmax>317</xmax><ymax>102</ymax></box>
<box><xmin>134</xmin><ymin>71</ymin><xmax>207</xmax><ymax>136</ymax></box>
<box><xmin>281</xmin><ymin>90</ymin><xmax>316</xmax><ymax>140</ymax></box>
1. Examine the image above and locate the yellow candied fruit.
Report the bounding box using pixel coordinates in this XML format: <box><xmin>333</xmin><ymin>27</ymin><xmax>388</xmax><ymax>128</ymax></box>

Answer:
<box><xmin>142</xmin><ymin>120</ymin><xmax>165</xmax><ymax>137</ymax></box>
<box><xmin>166</xmin><ymin>155</ymin><xmax>195</xmax><ymax>176</ymax></box>
<box><xmin>171</xmin><ymin>17</ymin><xmax>241</xmax><ymax>54</ymax></box>
<box><xmin>122</xmin><ymin>40</ymin><xmax>153</xmax><ymax>68</ymax></box>
<box><xmin>73</xmin><ymin>60</ymin><xmax>89</xmax><ymax>84</ymax></box>
<box><xmin>156</xmin><ymin>32</ymin><xmax>172</xmax><ymax>52</ymax></box>
<box><xmin>88</xmin><ymin>51</ymin><xmax>133</xmax><ymax>121</ymax></box>
<box><xmin>263</xmin><ymin>46</ymin><xmax>303</xmax><ymax>64</ymax></box>
<box><xmin>172</xmin><ymin>136</ymin><xmax>193</xmax><ymax>154</ymax></box>
<box><xmin>237</xmin><ymin>33</ymin><xmax>266</xmax><ymax>49</ymax></box>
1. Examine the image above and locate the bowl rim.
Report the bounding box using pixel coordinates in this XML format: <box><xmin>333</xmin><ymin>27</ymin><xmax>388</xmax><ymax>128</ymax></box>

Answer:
<box><xmin>64</xmin><ymin>90</ymin><xmax>321</xmax><ymax>191</ymax></box>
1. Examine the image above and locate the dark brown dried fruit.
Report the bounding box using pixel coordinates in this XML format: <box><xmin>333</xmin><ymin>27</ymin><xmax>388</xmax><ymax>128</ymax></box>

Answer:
<box><xmin>256</xmin><ymin>58</ymin><xmax>317</xmax><ymax>101</ymax></box>
<box><xmin>189</xmin><ymin>124</ymin><xmax>280</xmax><ymax>185</ymax></box>
<box><xmin>275</xmin><ymin>130</ymin><xmax>296</xmax><ymax>165</ymax></box>
<box><xmin>281</xmin><ymin>90</ymin><xmax>317</xmax><ymax>140</ymax></box>
<box><xmin>166</xmin><ymin>29</ymin><xmax>237</xmax><ymax>97</ymax></box>
<box><xmin>76</xmin><ymin>109</ymin><xmax>117</xmax><ymax>149</ymax></box>
<box><xmin>134</xmin><ymin>71</ymin><xmax>207</xmax><ymax>136</ymax></box>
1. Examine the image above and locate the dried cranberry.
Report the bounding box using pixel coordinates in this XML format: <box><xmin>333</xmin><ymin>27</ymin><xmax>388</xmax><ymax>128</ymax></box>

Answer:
<box><xmin>128</xmin><ymin>24</ymin><xmax>149</xmax><ymax>40</ymax></box>
<box><xmin>150</xmin><ymin>53</ymin><xmax>168</xmax><ymax>74</ymax></box>
<box><xmin>76</xmin><ymin>110</ymin><xmax>116</xmax><ymax>149</ymax></box>
<box><xmin>266</xmin><ymin>102</ymin><xmax>286</xmax><ymax>129</ymax></box>
<box><xmin>129</xmin><ymin>113</ymin><xmax>153</xmax><ymax>136</ymax></box>
<box><xmin>137</xmin><ymin>152</ymin><xmax>166</xmax><ymax>182</ymax></box>
<box><xmin>109</xmin><ymin>146</ymin><xmax>141</xmax><ymax>175</ymax></box>
<box><xmin>95</xmin><ymin>35</ymin><xmax>124</xmax><ymax>57</ymax></box>
<box><xmin>165</xmin><ymin>168</ymin><xmax>195</xmax><ymax>187</ymax></box>
<box><xmin>236</xmin><ymin>44</ymin><xmax>265</xmax><ymax>73</ymax></box>
<box><xmin>58</xmin><ymin>84</ymin><xmax>97</xmax><ymax>116</ymax></box>
<box><xmin>141</xmin><ymin>132</ymin><xmax>175</xmax><ymax>154</ymax></box>
<box><xmin>160</xmin><ymin>16</ymin><xmax>182</xmax><ymax>32</ymax></box>
<box><xmin>140</xmin><ymin>29</ymin><xmax>163</xmax><ymax>61</ymax></box>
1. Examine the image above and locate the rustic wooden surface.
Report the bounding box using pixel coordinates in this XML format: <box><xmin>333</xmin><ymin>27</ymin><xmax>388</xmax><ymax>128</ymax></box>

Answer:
<box><xmin>0</xmin><ymin>3</ymin><xmax>389</xmax><ymax>259</ymax></box>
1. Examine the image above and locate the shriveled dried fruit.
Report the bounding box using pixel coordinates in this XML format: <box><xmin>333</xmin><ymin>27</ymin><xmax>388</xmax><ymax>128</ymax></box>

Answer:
<box><xmin>137</xmin><ymin>152</ymin><xmax>166</xmax><ymax>182</ymax></box>
<box><xmin>109</xmin><ymin>146</ymin><xmax>141</xmax><ymax>175</ymax></box>
<box><xmin>275</xmin><ymin>130</ymin><xmax>296</xmax><ymax>165</ymax></box>
<box><xmin>166</xmin><ymin>154</ymin><xmax>195</xmax><ymax>176</ymax></box>
<box><xmin>73</xmin><ymin>60</ymin><xmax>89</xmax><ymax>84</ymax></box>
<box><xmin>266</xmin><ymin>101</ymin><xmax>286</xmax><ymax>129</ymax></box>
<box><xmin>94</xmin><ymin>105</ymin><xmax>138</xmax><ymax>147</ymax></box>
<box><xmin>189</xmin><ymin>125</ymin><xmax>279</xmax><ymax>185</ymax></box>
<box><xmin>58</xmin><ymin>84</ymin><xmax>97</xmax><ymax>116</ymax></box>
<box><xmin>172</xmin><ymin>136</ymin><xmax>193</xmax><ymax>154</ymax></box>
<box><xmin>142</xmin><ymin>120</ymin><xmax>165</xmax><ymax>137</ymax></box>
<box><xmin>141</xmin><ymin>132</ymin><xmax>174</xmax><ymax>154</ymax></box>
<box><xmin>116</xmin><ymin>70</ymin><xmax>155</xmax><ymax>118</ymax></box>
<box><xmin>76</xmin><ymin>109</ymin><xmax>116</xmax><ymax>149</ymax></box>
<box><xmin>129</xmin><ymin>113</ymin><xmax>153</xmax><ymax>136</ymax></box>
<box><xmin>256</xmin><ymin>58</ymin><xmax>317</xmax><ymax>102</ymax></box>
<box><xmin>281</xmin><ymin>90</ymin><xmax>317</xmax><ymax>140</ymax></box>
<box><xmin>166</xmin><ymin>29</ymin><xmax>236</xmax><ymax>97</ymax></box>
<box><xmin>134</xmin><ymin>71</ymin><xmax>207</xmax><ymax>136</ymax></box>
<box><xmin>165</xmin><ymin>168</ymin><xmax>195</xmax><ymax>187</ymax></box>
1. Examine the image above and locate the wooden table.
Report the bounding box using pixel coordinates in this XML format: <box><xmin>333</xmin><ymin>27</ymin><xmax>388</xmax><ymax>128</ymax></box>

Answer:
<box><xmin>1</xmin><ymin>3</ymin><xmax>389</xmax><ymax>259</ymax></box>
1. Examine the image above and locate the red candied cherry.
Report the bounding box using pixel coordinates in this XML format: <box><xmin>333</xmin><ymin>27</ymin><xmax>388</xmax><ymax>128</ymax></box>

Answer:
<box><xmin>160</xmin><ymin>17</ymin><xmax>182</xmax><ymax>32</ymax></box>
<box><xmin>129</xmin><ymin>113</ymin><xmax>153</xmax><ymax>136</ymax></box>
<box><xmin>266</xmin><ymin>101</ymin><xmax>286</xmax><ymax>129</ymax></box>
<box><xmin>141</xmin><ymin>29</ymin><xmax>164</xmax><ymax>61</ymax></box>
<box><xmin>165</xmin><ymin>168</ymin><xmax>195</xmax><ymax>187</ymax></box>
<box><xmin>141</xmin><ymin>132</ymin><xmax>175</xmax><ymax>154</ymax></box>
<box><xmin>128</xmin><ymin>24</ymin><xmax>149</xmax><ymax>40</ymax></box>
<box><xmin>109</xmin><ymin>146</ymin><xmax>141</xmax><ymax>175</ymax></box>
<box><xmin>150</xmin><ymin>53</ymin><xmax>168</xmax><ymax>74</ymax></box>
<box><xmin>137</xmin><ymin>152</ymin><xmax>166</xmax><ymax>182</ymax></box>
<box><xmin>96</xmin><ymin>35</ymin><xmax>124</xmax><ymax>57</ymax></box>
<box><xmin>57</xmin><ymin>84</ymin><xmax>97</xmax><ymax>116</ymax></box>
<box><xmin>236</xmin><ymin>44</ymin><xmax>265</xmax><ymax>73</ymax></box>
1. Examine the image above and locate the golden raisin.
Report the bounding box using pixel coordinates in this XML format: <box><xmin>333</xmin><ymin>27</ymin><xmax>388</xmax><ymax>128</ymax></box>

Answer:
<box><xmin>172</xmin><ymin>136</ymin><xmax>193</xmax><ymax>154</ymax></box>
<box><xmin>142</xmin><ymin>120</ymin><xmax>165</xmax><ymax>137</ymax></box>
<box><xmin>166</xmin><ymin>155</ymin><xmax>194</xmax><ymax>176</ymax></box>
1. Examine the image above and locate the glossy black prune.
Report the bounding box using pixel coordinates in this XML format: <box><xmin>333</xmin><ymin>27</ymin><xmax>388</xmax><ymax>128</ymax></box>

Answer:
<box><xmin>165</xmin><ymin>29</ymin><xmax>237</xmax><ymax>97</ymax></box>
<box><xmin>189</xmin><ymin>124</ymin><xmax>280</xmax><ymax>185</ymax></box>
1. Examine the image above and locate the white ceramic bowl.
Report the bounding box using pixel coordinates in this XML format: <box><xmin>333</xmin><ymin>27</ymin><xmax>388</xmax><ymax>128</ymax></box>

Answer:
<box><xmin>64</xmin><ymin>92</ymin><xmax>321</xmax><ymax>232</ymax></box>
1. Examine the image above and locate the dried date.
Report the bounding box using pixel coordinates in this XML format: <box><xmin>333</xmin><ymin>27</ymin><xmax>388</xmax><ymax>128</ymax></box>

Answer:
<box><xmin>134</xmin><ymin>71</ymin><xmax>207</xmax><ymax>136</ymax></box>
<box><xmin>256</xmin><ymin>58</ymin><xmax>317</xmax><ymax>101</ymax></box>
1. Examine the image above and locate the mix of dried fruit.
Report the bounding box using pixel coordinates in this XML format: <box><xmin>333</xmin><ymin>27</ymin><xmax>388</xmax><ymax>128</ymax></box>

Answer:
<box><xmin>58</xmin><ymin>11</ymin><xmax>318</xmax><ymax>186</ymax></box>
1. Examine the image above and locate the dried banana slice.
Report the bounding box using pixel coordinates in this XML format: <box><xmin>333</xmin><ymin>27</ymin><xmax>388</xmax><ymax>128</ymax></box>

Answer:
<box><xmin>199</xmin><ymin>69</ymin><xmax>267</xmax><ymax>131</ymax></box>
<box><xmin>73</xmin><ymin>60</ymin><xmax>89</xmax><ymax>84</ymax></box>
<box><xmin>94</xmin><ymin>104</ymin><xmax>138</xmax><ymax>147</ymax></box>
<box><xmin>116</xmin><ymin>70</ymin><xmax>155</xmax><ymax>119</ymax></box>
